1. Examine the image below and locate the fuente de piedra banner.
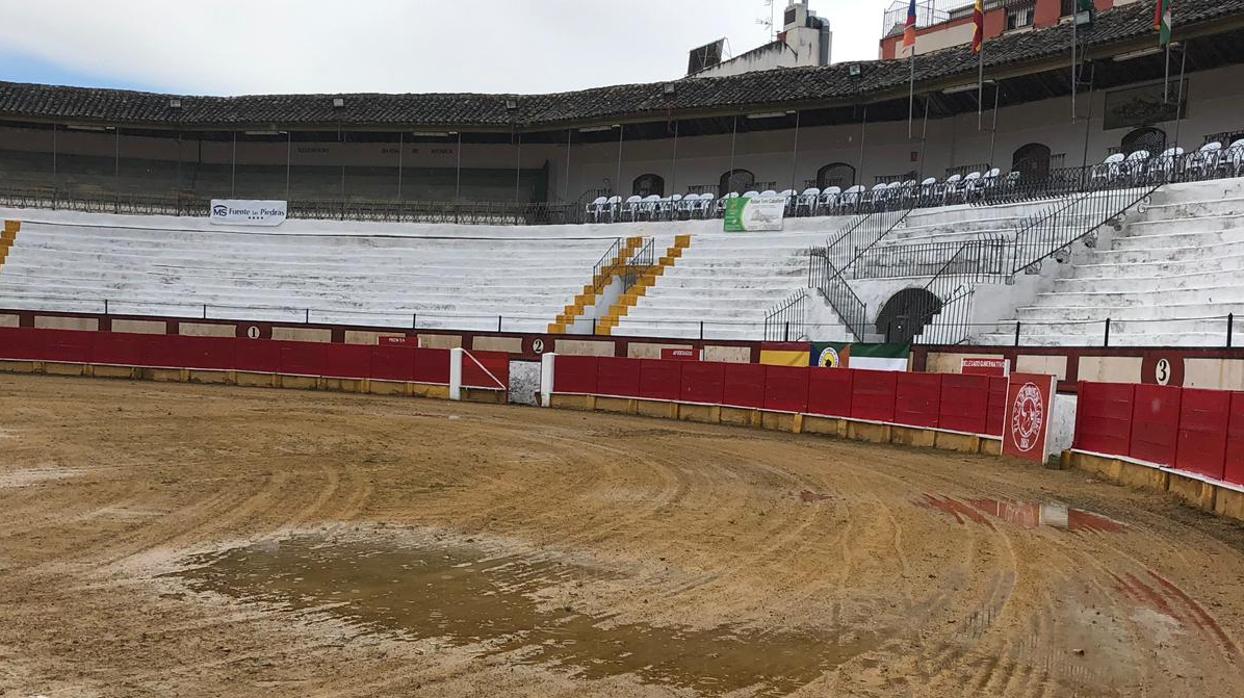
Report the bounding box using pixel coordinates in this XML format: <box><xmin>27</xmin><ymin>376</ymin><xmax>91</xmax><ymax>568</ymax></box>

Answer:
<box><xmin>209</xmin><ymin>200</ymin><xmax>288</xmax><ymax>227</ymax></box>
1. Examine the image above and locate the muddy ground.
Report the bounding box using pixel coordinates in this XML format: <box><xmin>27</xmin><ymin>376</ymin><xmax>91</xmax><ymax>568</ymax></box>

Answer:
<box><xmin>1</xmin><ymin>373</ymin><xmax>1243</xmax><ymax>697</ymax></box>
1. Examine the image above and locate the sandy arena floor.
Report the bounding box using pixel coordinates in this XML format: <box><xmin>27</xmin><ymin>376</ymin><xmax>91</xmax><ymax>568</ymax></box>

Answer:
<box><xmin>2</xmin><ymin>373</ymin><xmax>1244</xmax><ymax>697</ymax></box>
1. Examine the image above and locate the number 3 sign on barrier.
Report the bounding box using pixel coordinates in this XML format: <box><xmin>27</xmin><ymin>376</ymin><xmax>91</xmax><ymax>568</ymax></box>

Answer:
<box><xmin>1003</xmin><ymin>373</ymin><xmax>1057</xmax><ymax>463</ymax></box>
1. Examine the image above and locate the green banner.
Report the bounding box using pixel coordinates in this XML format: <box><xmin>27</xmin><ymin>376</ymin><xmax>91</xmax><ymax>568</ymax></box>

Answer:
<box><xmin>723</xmin><ymin>197</ymin><xmax>748</xmax><ymax>232</ymax></box>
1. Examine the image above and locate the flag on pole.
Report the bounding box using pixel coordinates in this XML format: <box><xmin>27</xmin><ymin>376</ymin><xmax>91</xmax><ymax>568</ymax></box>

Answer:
<box><xmin>906</xmin><ymin>0</ymin><xmax>918</xmax><ymax>137</ymax></box>
<box><xmin>1155</xmin><ymin>0</ymin><xmax>1172</xmax><ymax>46</ymax></box>
<box><xmin>904</xmin><ymin>0</ymin><xmax>918</xmax><ymax>50</ymax></box>
<box><xmin>972</xmin><ymin>0</ymin><xmax>985</xmax><ymax>54</ymax></box>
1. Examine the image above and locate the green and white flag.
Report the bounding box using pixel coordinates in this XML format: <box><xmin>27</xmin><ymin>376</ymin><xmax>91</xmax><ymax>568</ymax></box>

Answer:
<box><xmin>1154</xmin><ymin>0</ymin><xmax>1172</xmax><ymax>46</ymax></box>
<box><xmin>811</xmin><ymin>343</ymin><xmax>910</xmax><ymax>372</ymax></box>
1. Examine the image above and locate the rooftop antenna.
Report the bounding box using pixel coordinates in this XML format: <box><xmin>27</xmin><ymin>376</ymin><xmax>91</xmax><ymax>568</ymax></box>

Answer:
<box><xmin>757</xmin><ymin>0</ymin><xmax>776</xmax><ymax>41</ymax></box>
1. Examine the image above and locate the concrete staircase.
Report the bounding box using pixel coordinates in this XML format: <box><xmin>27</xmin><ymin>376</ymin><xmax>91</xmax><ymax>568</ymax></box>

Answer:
<box><xmin>978</xmin><ymin>181</ymin><xmax>1244</xmax><ymax>347</ymax></box>
<box><xmin>598</xmin><ymin>235</ymin><xmax>691</xmax><ymax>336</ymax></box>
<box><xmin>612</xmin><ymin>230</ymin><xmax>851</xmax><ymax>341</ymax></box>
<box><xmin>547</xmin><ymin>236</ymin><xmax>644</xmax><ymax>334</ymax></box>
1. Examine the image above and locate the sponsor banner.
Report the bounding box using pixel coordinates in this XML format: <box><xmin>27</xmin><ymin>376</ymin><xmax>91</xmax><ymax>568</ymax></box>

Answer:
<box><xmin>1003</xmin><ymin>373</ymin><xmax>1057</xmax><ymax>463</ymax></box>
<box><xmin>210</xmin><ymin>199</ymin><xmax>288</xmax><ymax>227</ymax></box>
<box><xmin>760</xmin><ymin>342</ymin><xmax>811</xmax><ymax>367</ymax></box>
<box><xmin>660</xmin><ymin>348</ymin><xmax>701</xmax><ymax>361</ymax></box>
<box><xmin>811</xmin><ymin>342</ymin><xmax>910</xmax><ymax>372</ymax></box>
<box><xmin>962</xmin><ymin>357</ymin><xmax>1010</xmax><ymax>377</ymax></box>
<box><xmin>723</xmin><ymin>195</ymin><xmax>786</xmax><ymax>232</ymax></box>
<box><xmin>378</xmin><ymin>336</ymin><xmax>416</xmax><ymax>346</ymax></box>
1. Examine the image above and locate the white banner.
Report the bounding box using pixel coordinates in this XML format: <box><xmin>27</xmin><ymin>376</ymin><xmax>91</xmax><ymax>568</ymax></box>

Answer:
<box><xmin>723</xmin><ymin>195</ymin><xmax>786</xmax><ymax>232</ymax></box>
<box><xmin>209</xmin><ymin>199</ymin><xmax>288</xmax><ymax>227</ymax></box>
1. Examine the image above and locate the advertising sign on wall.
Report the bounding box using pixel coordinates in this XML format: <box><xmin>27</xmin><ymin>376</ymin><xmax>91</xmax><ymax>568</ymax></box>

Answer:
<box><xmin>209</xmin><ymin>200</ymin><xmax>288</xmax><ymax>227</ymax></box>
<box><xmin>1003</xmin><ymin>373</ymin><xmax>1057</xmax><ymax>463</ymax></box>
<box><xmin>723</xmin><ymin>195</ymin><xmax>786</xmax><ymax>232</ymax></box>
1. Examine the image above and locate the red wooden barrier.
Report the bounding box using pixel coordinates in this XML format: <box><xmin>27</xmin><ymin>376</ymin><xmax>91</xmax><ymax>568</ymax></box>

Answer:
<box><xmin>278</xmin><ymin>341</ymin><xmax>326</xmax><ymax>377</ymax></box>
<box><xmin>851</xmin><ymin>369</ymin><xmax>897</xmax><ymax>423</ymax></box>
<box><xmin>764</xmin><ymin>365</ymin><xmax>810</xmax><ymax>413</ymax></box>
<box><xmin>370</xmin><ymin>344</ymin><xmax>417</xmax><ymax>382</ymax></box>
<box><xmin>639</xmin><ymin>358</ymin><xmax>683</xmax><ymax>401</ymax></box>
<box><xmin>321</xmin><ymin>342</ymin><xmax>372</xmax><ymax>380</ymax></box>
<box><xmin>1129</xmin><ymin>385</ymin><xmax>1182</xmax><ymax>467</ymax></box>
<box><xmin>37</xmin><ymin>328</ymin><xmax>93</xmax><ymax>364</ymax></box>
<box><xmin>986</xmin><ymin>377</ymin><xmax>1008</xmax><ymax>437</ymax></box>
<box><xmin>552</xmin><ymin>355</ymin><xmax>598</xmax><ymax>394</ymax></box>
<box><xmin>596</xmin><ymin>357</ymin><xmax>642</xmax><ymax>398</ymax></box>
<box><xmin>722</xmin><ymin>362</ymin><xmax>766</xmax><ymax>409</ymax></box>
<box><xmin>1074</xmin><ymin>382</ymin><xmax>1136</xmax><ymax>455</ymax></box>
<box><xmin>234</xmin><ymin>338</ymin><xmax>281</xmax><ymax>374</ymax></box>
<box><xmin>462</xmin><ymin>350</ymin><xmax>510</xmax><ymax>390</ymax></box>
<box><xmin>412</xmin><ymin>348</ymin><xmax>451</xmax><ymax>385</ymax></box>
<box><xmin>894</xmin><ymin>372</ymin><xmax>942</xmax><ymax>428</ymax></box>
<box><xmin>938</xmin><ymin>374</ymin><xmax>990</xmax><ymax>434</ymax></box>
<box><xmin>806</xmin><ymin>368</ymin><xmax>853</xmax><ymax>418</ymax></box>
<box><xmin>1223</xmin><ymin>393</ymin><xmax>1244</xmax><ymax>486</ymax></box>
<box><xmin>1177</xmin><ymin>388</ymin><xmax>1230</xmax><ymax>481</ymax></box>
<box><xmin>91</xmin><ymin>331</ymin><xmax>145</xmax><ymax>366</ymax></box>
<box><xmin>680</xmin><ymin>361</ymin><xmax>725</xmax><ymax>405</ymax></box>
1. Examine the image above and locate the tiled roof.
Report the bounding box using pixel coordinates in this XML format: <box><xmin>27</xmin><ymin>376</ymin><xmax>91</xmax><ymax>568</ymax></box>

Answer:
<box><xmin>0</xmin><ymin>0</ymin><xmax>1239</xmax><ymax>130</ymax></box>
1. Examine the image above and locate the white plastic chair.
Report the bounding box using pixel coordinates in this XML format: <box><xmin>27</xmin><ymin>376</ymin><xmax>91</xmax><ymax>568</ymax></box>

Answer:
<box><xmin>1122</xmin><ymin>150</ymin><xmax>1151</xmax><ymax>182</ymax></box>
<box><xmin>759</xmin><ymin>189</ymin><xmax>778</xmax><ymax>198</ymax></box>
<box><xmin>622</xmin><ymin>195</ymin><xmax>643</xmax><ymax>222</ymax></box>
<box><xmin>697</xmin><ymin>193</ymin><xmax>716</xmax><ymax>219</ymax></box>
<box><xmin>742</xmin><ymin>190</ymin><xmax>760</xmax><ymax>199</ymax></box>
<box><xmin>794</xmin><ymin>187</ymin><xmax>819</xmax><ymax>217</ymax></box>
<box><xmin>942</xmin><ymin>173</ymin><xmax>963</xmax><ymax>203</ymax></box>
<box><xmin>1227</xmin><ymin>139</ymin><xmax>1244</xmax><ymax>177</ymax></box>
<box><xmin>1188</xmin><ymin>141</ymin><xmax>1222</xmax><ymax>180</ymax></box>
<box><xmin>1149</xmin><ymin>147</ymin><xmax>1185</xmax><ymax>181</ymax></box>
<box><xmin>839</xmin><ymin>185</ymin><xmax>866</xmax><ymax>212</ymax></box>
<box><xmin>817</xmin><ymin>186</ymin><xmax>840</xmax><ymax>215</ymax></box>
<box><xmin>586</xmin><ymin>196</ymin><xmax>608</xmax><ymax>223</ymax></box>
<box><xmin>962</xmin><ymin>171</ymin><xmax>984</xmax><ymax>200</ymax></box>
<box><xmin>1091</xmin><ymin>153</ymin><xmax>1126</xmax><ymax>186</ymax></box>
<box><xmin>919</xmin><ymin>177</ymin><xmax>939</xmax><ymax>202</ymax></box>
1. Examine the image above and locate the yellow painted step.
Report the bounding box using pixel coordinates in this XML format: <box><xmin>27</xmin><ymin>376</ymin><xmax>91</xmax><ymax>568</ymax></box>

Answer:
<box><xmin>3</xmin><ymin>220</ymin><xmax>19</xmax><ymax>234</ymax></box>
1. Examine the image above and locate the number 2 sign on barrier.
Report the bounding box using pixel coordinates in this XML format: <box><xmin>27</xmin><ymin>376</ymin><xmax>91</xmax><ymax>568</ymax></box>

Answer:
<box><xmin>1003</xmin><ymin>373</ymin><xmax>1057</xmax><ymax>463</ymax></box>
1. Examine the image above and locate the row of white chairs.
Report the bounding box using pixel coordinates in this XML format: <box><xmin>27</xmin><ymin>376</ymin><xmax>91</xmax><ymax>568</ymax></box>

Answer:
<box><xmin>582</xmin><ymin>141</ymin><xmax>1244</xmax><ymax>223</ymax></box>
<box><xmin>1090</xmin><ymin>140</ymin><xmax>1244</xmax><ymax>184</ymax></box>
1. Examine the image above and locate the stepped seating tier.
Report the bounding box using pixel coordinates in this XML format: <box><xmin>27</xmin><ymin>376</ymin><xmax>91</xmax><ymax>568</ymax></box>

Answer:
<box><xmin>978</xmin><ymin>184</ymin><xmax>1244</xmax><ymax>347</ymax></box>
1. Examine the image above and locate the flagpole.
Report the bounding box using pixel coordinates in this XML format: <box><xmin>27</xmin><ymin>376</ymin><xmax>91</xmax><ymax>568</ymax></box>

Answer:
<box><xmin>1164</xmin><ymin>39</ymin><xmax>1172</xmax><ymax>103</ymax></box>
<box><xmin>977</xmin><ymin>44</ymin><xmax>985</xmax><ymax>131</ymax></box>
<box><xmin>1071</xmin><ymin>10</ymin><xmax>1078</xmax><ymax>123</ymax></box>
<box><xmin>908</xmin><ymin>50</ymin><xmax>916</xmax><ymax>139</ymax></box>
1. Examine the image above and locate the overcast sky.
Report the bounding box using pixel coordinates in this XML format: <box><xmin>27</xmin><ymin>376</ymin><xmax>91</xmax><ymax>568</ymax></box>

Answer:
<box><xmin>0</xmin><ymin>0</ymin><xmax>894</xmax><ymax>95</ymax></box>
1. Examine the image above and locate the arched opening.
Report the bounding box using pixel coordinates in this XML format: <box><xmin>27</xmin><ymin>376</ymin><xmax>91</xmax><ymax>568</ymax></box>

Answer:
<box><xmin>632</xmin><ymin>173</ymin><xmax>665</xmax><ymax>197</ymax></box>
<box><xmin>1012</xmin><ymin>143</ymin><xmax>1052</xmax><ymax>182</ymax></box>
<box><xmin>1121</xmin><ymin>127</ymin><xmax>1166</xmax><ymax>155</ymax></box>
<box><xmin>718</xmin><ymin>169</ymin><xmax>755</xmax><ymax>197</ymax></box>
<box><xmin>875</xmin><ymin>288</ymin><xmax>942</xmax><ymax>344</ymax></box>
<box><xmin>817</xmin><ymin>162</ymin><xmax>856</xmax><ymax>190</ymax></box>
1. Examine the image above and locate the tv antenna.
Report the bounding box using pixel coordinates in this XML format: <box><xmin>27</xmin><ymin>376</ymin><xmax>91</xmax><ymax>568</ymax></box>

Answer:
<box><xmin>757</xmin><ymin>0</ymin><xmax>776</xmax><ymax>41</ymax></box>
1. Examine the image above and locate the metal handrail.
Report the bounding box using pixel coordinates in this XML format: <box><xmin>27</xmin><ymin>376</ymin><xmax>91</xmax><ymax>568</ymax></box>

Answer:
<box><xmin>763</xmin><ymin>289</ymin><xmax>808</xmax><ymax>342</ymax></box>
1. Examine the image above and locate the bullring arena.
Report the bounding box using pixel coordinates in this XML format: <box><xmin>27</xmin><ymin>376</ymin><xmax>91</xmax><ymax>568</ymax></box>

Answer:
<box><xmin>3</xmin><ymin>372</ymin><xmax>1244</xmax><ymax>697</ymax></box>
<box><xmin>9</xmin><ymin>0</ymin><xmax>1244</xmax><ymax>695</ymax></box>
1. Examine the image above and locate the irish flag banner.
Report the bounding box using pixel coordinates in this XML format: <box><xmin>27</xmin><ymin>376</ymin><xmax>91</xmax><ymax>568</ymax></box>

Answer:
<box><xmin>811</xmin><ymin>343</ymin><xmax>910</xmax><ymax>372</ymax></box>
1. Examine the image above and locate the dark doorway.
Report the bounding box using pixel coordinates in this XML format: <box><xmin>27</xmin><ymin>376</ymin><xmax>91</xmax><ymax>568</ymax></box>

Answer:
<box><xmin>875</xmin><ymin>288</ymin><xmax>942</xmax><ymax>344</ymax></box>
<box><xmin>816</xmin><ymin>162</ymin><xmax>856</xmax><ymax>190</ymax></box>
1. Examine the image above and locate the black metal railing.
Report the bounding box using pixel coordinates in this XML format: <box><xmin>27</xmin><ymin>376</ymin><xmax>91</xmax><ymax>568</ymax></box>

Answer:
<box><xmin>809</xmin><ymin>253</ymin><xmax>870</xmax><ymax>341</ymax></box>
<box><xmin>906</xmin><ymin>236</ymin><xmax>1013</xmax><ymax>345</ymax></box>
<box><xmin>621</xmin><ymin>238</ymin><xmax>655</xmax><ymax>293</ymax></box>
<box><xmin>591</xmin><ymin>238</ymin><xmax>624</xmax><ymax>292</ymax></box>
<box><xmin>1010</xmin><ymin>183</ymin><xmax>1156</xmax><ymax>275</ymax></box>
<box><xmin>852</xmin><ymin>237</ymin><xmax>1008</xmax><ymax>281</ymax></box>
<box><xmin>763</xmin><ymin>290</ymin><xmax>808</xmax><ymax>342</ymax></box>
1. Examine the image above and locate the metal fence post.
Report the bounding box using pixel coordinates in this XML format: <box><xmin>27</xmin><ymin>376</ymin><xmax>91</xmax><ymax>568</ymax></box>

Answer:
<box><xmin>104</xmin><ymin>299</ymin><xmax>109</xmax><ymax>316</ymax></box>
<box><xmin>784</xmin><ymin>322</ymin><xmax>790</xmax><ymax>342</ymax></box>
<box><xmin>1014</xmin><ymin>321</ymin><xmax>1021</xmax><ymax>347</ymax></box>
<box><xmin>412</xmin><ymin>312</ymin><xmax>417</xmax><ymax>330</ymax></box>
<box><xmin>1104</xmin><ymin>317</ymin><xmax>1111</xmax><ymax>347</ymax></box>
<box><xmin>1229</xmin><ymin>313</ymin><xmax>1235</xmax><ymax>348</ymax></box>
<box><xmin>305</xmin><ymin>308</ymin><xmax>310</xmax><ymax>324</ymax></box>
<box><xmin>497</xmin><ymin>315</ymin><xmax>502</xmax><ymax>332</ymax></box>
<box><xmin>699</xmin><ymin>321</ymin><xmax>704</xmax><ymax>340</ymax></box>
<box><xmin>202</xmin><ymin>304</ymin><xmax>207</xmax><ymax>320</ymax></box>
<box><xmin>592</xmin><ymin>317</ymin><xmax>597</xmax><ymax>335</ymax></box>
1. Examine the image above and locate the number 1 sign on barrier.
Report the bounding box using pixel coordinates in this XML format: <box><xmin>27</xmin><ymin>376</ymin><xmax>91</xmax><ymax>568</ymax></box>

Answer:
<box><xmin>1003</xmin><ymin>373</ymin><xmax>1058</xmax><ymax>463</ymax></box>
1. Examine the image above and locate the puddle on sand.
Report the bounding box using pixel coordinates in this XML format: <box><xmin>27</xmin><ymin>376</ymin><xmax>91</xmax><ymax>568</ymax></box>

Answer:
<box><xmin>174</xmin><ymin>536</ymin><xmax>880</xmax><ymax>696</ymax></box>
<box><xmin>918</xmin><ymin>495</ymin><xmax>1126</xmax><ymax>533</ymax></box>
